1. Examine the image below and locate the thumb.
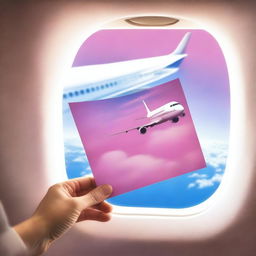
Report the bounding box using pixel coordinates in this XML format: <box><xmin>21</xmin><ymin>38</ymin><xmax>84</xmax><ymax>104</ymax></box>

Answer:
<box><xmin>78</xmin><ymin>184</ymin><xmax>113</xmax><ymax>208</ymax></box>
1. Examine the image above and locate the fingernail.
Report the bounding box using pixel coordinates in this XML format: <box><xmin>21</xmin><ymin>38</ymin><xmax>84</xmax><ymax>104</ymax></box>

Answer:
<box><xmin>101</xmin><ymin>184</ymin><xmax>113</xmax><ymax>196</ymax></box>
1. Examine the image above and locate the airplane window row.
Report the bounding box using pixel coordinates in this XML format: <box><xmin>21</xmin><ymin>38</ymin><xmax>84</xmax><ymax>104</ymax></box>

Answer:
<box><xmin>170</xmin><ymin>103</ymin><xmax>179</xmax><ymax>107</ymax></box>
<box><xmin>63</xmin><ymin>81</ymin><xmax>118</xmax><ymax>99</ymax></box>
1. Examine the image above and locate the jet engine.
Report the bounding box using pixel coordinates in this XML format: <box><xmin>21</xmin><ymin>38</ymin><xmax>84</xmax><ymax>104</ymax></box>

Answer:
<box><xmin>172</xmin><ymin>117</ymin><xmax>179</xmax><ymax>123</ymax></box>
<box><xmin>139</xmin><ymin>127</ymin><xmax>147</xmax><ymax>134</ymax></box>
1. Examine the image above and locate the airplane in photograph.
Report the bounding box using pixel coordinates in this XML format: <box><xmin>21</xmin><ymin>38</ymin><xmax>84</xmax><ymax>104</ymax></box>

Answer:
<box><xmin>62</xmin><ymin>32</ymin><xmax>191</xmax><ymax>111</ymax></box>
<box><xmin>113</xmin><ymin>100</ymin><xmax>185</xmax><ymax>135</ymax></box>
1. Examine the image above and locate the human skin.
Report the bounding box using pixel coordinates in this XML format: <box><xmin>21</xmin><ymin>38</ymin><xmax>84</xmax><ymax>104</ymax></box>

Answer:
<box><xmin>14</xmin><ymin>177</ymin><xmax>113</xmax><ymax>255</ymax></box>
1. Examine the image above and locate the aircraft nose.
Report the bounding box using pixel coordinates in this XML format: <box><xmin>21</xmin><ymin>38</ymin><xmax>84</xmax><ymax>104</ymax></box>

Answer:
<box><xmin>177</xmin><ymin>104</ymin><xmax>184</xmax><ymax>111</ymax></box>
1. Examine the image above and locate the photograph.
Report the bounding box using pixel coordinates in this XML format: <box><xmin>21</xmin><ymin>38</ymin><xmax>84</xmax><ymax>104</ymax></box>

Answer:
<box><xmin>70</xmin><ymin>79</ymin><xmax>206</xmax><ymax>197</ymax></box>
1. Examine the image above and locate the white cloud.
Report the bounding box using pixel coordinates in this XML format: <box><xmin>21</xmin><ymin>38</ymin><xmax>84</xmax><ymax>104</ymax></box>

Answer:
<box><xmin>73</xmin><ymin>156</ymin><xmax>87</xmax><ymax>163</ymax></box>
<box><xmin>64</xmin><ymin>136</ymin><xmax>84</xmax><ymax>148</ymax></box>
<box><xmin>64</xmin><ymin>144</ymin><xmax>88</xmax><ymax>164</ymax></box>
<box><xmin>187</xmin><ymin>141</ymin><xmax>227</xmax><ymax>189</ymax></box>
<box><xmin>188</xmin><ymin>173</ymin><xmax>223</xmax><ymax>189</ymax></box>
<box><xmin>79</xmin><ymin>166</ymin><xmax>92</xmax><ymax>176</ymax></box>
<box><xmin>64</xmin><ymin>145</ymin><xmax>84</xmax><ymax>155</ymax></box>
<box><xmin>80</xmin><ymin>170</ymin><xmax>87</xmax><ymax>176</ymax></box>
<box><xmin>202</xmin><ymin>141</ymin><xmax>228</xmax><ymax>169</ymax></box>
<box><xmin>188</xmin><ymin>173</ymin><xmax>208</xmax><ymax>178</ymax></box>
<box><xmin>188</xmin><ymin>183</ymin><xmax>196</xmax><ymax>189</ymax></box>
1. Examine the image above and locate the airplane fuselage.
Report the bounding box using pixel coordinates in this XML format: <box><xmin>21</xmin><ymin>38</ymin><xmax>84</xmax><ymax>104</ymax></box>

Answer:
<box><xmin>62</xmin><ymin>33</ymin><xmax>191</xmax><ymax>114</ymax></box>
<box><xmin>137</xmin><ymin>101</ymin><xmax>185</xmax><ymax>135</ymax></box>
<box><xmin>149</xmin><ymin>101</ymin><xmax>184</xmax><ymax>122</ymax></box>
<box><xmin>113</xmin><ymin>101</ymin><xmax>185</xmax><ymax>135</ymax></box>
<box><xmin>62</xmin><ymin>55</ymin><xmax>184</xmax><ymax>105</ymax></box>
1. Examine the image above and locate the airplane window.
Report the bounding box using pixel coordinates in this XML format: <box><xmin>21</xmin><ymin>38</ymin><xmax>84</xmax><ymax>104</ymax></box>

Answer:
<box><xmin>63</xmin><ymin>29</ymin><xmax>229</xmax><ymax>209</ymax></box>
<box><xmin>80</xmin><ymin>90</ymin><xmax>84</xmax><ymax>94</ymax></box>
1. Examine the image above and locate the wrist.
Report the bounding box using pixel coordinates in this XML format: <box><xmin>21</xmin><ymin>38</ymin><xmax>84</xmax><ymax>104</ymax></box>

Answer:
<box><xmin>14</xmin><ymin>215</ymin><xmax>51</xmax><ymax>255</ymax></box>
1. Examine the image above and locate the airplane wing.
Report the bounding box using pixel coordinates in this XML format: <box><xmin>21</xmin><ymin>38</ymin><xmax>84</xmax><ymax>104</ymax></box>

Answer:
<box><xmin>111</xmin><ymin>119</ymin><xmax>161</xmax><ymax>136</ymax></box>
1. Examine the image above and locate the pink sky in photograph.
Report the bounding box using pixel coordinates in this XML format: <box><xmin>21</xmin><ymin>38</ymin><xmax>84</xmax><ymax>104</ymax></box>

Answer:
<box><xmin>70</xmin><ymin>79</ymin><xmax>206</xmax><ymax>197</ymax></box>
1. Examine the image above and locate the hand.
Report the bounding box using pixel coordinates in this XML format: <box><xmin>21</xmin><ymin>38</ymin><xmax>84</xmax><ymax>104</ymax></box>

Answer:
<box><xmin>14</xmin><ymin>177</ymin><xmax>113</xmax><ymax>255</ymax></box>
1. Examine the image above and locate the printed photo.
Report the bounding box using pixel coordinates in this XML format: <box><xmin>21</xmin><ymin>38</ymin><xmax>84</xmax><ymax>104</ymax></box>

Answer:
<box><xmin>70</xmin><ymin>79</ymin><xmax>206</xmax><ymax>197</ymax></box>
